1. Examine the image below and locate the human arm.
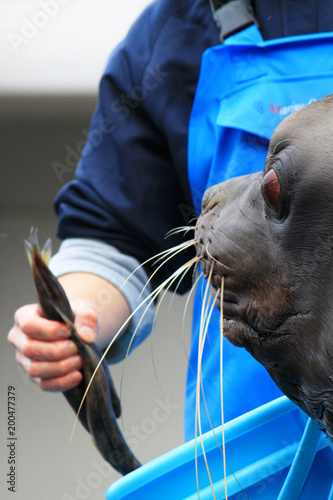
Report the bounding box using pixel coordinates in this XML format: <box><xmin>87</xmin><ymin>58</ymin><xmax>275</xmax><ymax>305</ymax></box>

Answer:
<box><xmin>57</xmin><ymin>272</ymin><xmax>131</xmax><ymax>357</ymax></box>
<box><xmin>8</xmin><ymin>0</ymin><xmax>218</xmax><ymax>391</ymax></box>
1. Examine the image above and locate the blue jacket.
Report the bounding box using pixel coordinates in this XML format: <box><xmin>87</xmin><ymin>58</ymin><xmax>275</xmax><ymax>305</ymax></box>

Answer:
<box><xmin>54</xmin><ymin>0</ymin><xmax>333</xmax><ymax>290</ymax></box>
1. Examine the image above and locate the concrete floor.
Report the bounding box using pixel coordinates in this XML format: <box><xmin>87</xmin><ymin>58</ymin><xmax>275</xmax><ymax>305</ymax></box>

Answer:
<box><xmin>0</xmin><ymin>95</ymin><xmax>193</xmax><ymax>500</ymax></box>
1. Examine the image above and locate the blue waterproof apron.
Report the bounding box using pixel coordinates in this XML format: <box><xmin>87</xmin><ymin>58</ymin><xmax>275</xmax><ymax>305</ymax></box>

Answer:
<box><xmin>186</xmin><ymin>25</ymin><xmax>333</xmax><ymax>442</ymax></box>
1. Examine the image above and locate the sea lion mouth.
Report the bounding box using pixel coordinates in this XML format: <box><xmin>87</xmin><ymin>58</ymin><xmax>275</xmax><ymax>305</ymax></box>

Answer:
<box><xmin>197</xmin><ymin>253</ymin><xmax>266</xmax><ymax>345</ymax></box>
<box><xmin>213</xmin><ymin>287</ymin><xmax>243</xmax><ymax>320</ymax></box>
<box><xmin>212</xmin><ymin>277</ymin><xmax>266</xmax><ymax>341</ymax></box>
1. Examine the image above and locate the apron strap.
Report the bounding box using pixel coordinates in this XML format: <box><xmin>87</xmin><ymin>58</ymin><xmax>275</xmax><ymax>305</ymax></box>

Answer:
<box><xmin>209</xmin><ymin>0</ymin><xmax>259</xmax><ymax>41</ymax></box>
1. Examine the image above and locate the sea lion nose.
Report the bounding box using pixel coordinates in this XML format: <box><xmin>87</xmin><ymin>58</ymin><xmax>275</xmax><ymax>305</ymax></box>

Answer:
<box><xmin>201</xmin><ymin>183</ymin><xmax>228</xmax><ymax>213</ymax></box>
<box><xmin>202</xmin><ymin>184</ymin><xmax>221</xmax><ymax>210</ymax></box>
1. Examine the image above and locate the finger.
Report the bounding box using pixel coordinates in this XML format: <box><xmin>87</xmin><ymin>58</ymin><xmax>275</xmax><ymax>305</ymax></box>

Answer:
<box><xmin>33</xmin><ymin>371</ymin><xmax>83</xmax><ymax>392</ymax></box>
<box><xmin>14</xmin><ymin>304</ymin><xmax>70</xmax><ymax>341</ymax></box>
<box><xmin>71</xmin><ymin>300</ymin><xmax>99</xmax><ymax>343</ymax></box>
<box><xmin>11</xmin><ymin>327</ymin><xmax>78</xmax><ymax>361</ymax></box>
<box><xmin>16</xmin><ymin>351</ymin><xmax>83</xmax><ymax>379</ymax></box>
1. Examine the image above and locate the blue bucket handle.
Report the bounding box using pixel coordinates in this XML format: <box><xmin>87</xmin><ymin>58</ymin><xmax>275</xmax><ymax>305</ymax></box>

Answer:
<box><xmin>277</xmin><ymin>417</ymin><xmax>322</xmax><ymax>499</ymax></box>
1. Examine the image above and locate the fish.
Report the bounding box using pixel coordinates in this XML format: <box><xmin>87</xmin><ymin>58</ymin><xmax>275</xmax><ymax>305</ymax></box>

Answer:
<box><xmin>24</xmin><ymin>227</ymin><xmax>141</xmax><ymax>476</ymax></box>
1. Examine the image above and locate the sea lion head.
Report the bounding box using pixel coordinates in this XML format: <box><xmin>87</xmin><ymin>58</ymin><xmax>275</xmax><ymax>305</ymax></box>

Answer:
<box><xmin>195</xmin><ymin>94</ymin><xmax>333</xmax><ymax>438</ymax></box>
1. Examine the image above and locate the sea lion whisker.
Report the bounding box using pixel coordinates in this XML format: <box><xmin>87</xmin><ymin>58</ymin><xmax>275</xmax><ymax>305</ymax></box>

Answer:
<box><xmin>195</xmin><ymin>268</ymin><xmax>213</xmax><ymax>497</ymax></box>
<box><xmin>206</xmin><ymin>243</ymin><xmax>232</xmax><ymax>271</ymax></box>
<box><xmin>121</xmin><ymin>264</ymin><xmax>192</xmax><ymax>397</ymax></box>
<box><xmin>195</xmin><ymin>293</ymin><xmax>206</xmax><ymax>497</ymax></box>
<box><xmin>121</xmin><ymin>240</ymin><xmax>195</xmax><ymax>290</ymax></box>
<box><xmin>195</xmin><ymin>277</ymin><xmax>240</xmax><ymax>497</ymax></box>
<box><xmin>119</xmin><ymin>256</ymin><xmax>201</xmax><ymax>405</ymax></box>
<box><xmin>146</xmin><ymin>257</ymin><xmax>200</xmax><ymax>380</ymax></box>
<box><xmin>181</xmin><ymin>273</ymin><xmax>207</xmax><ymax>383</ymax></box>
<box><xmin>218</xmin><ymin>281</ymin><xmax>247</xmax><ymax>499</ymax></box>
<box><xmin>151</xmin><ymin>239</ymin><xmax>195</xmax><ymax>266</ymax></box>
<box><xmin>72</xmin><ymin>257</ymin><xmax>203</xmax><ymax>444</ymax></box>
<box><xmin>183</xmin><ymin>271</ymin><xmax>203</xmax><ymax>339</ymax></box>
<box><xmin>149</xmin><ymin>332</ymin><xmax>163</xmax><ymax>396</ymax></box>
<box><xmin>70</xmin><ymin>263</ymin><xmax>191</xmax><ymax>442</ymax></box>
<box><xmin>146</xmin><ymin>258</ymin><xmax>201</xmax><ymax>394</ymax></box>
<box><xmin>205</xmin><ymin>312</ymin><xmax>220</xmax><ymax>371</ymax></box>
<box><xmin>141</xmin><ymin>240</ymin><xmax>194</xmax><ymax>294</ymax></box>
<box><xmin>196</xmin><ymin>264</ymin><xmax>217</xmax><ymax>499</ymax></box>
<box><xmin>188</xmin><ymin>216</ymin><xmax>198</xmax><ymax>225</ymax></box>
<box><xmin>191</xmin><ymin>258</ymin><xmax>201</xmax><ymax>285</ymax></box>
<box><xmin>203</xmin><ymin>286</ymin><xmax>229</xmax><ymax>377</ymax></box>
<box><xmin>193</xmin><ymin>270</ymin><xmax>239</xmax><ymax>497</ymax></box>
<box><xmin>165</xmin><ymin>225</ymin><xmax>195</xmax><ymax>238</ymax></box>
<box><xmin>119</xmin><ymin>300</ymin><xmax>160</xmax><ymax>409</ymax></box>
<box><xmin>197</xmin><ymin>288</ymin><xmax>244</xmax><ymax>480</ymax></box>
<box><xmin>202</xmin><ymin>287</ymin><xmax>216</xmax><ymax>332</ymax></box>
<box><xmin>198</xmin><ymin>274</ymin><xmax>217</xmax><ymax>322</ymax></box>
<box><xmin>199</xmin><ymin>291</ymin><xmax>219</xmax><ymax>419</ymax></box>
<box><xmin>139</xmin><ymin>240</ymin><xmax>196</xmax><ymax>299</ymax></box>
<box><xmin>154</xmin><ymin>257</ymin><xmax>200</xmax><ymax>320</ymax></box>
<box><xmin>191</xmin><ymin>276</ymin><xmax>252</xmax><ymax>497</ymax></box>
<box><xmin>198</xmin><ymin>324</ymin><xmax>246</xmax><ymax>499</ymax></box>
<box><xmin>220</xmin><ymin>276</ymin><xmax>229</xmax><ymax>500</ymax></box>
<box><xmin>167</xmin><ymin>257</ymin><xmax>202</xmax><ymax>312</ymax></box>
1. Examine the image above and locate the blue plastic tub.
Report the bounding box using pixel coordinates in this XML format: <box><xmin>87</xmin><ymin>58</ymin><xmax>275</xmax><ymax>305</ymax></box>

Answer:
<box><xmin>105</xmin><ymin>396</ymin><xmax>333</xmax><ymax>499</ymax></box>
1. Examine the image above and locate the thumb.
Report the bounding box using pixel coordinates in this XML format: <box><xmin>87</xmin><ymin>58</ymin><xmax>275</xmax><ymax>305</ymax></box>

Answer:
<box><xmin>70</xmin><ymin>299</ymin><xmax>99</xmax><ymax>343</ymax></box>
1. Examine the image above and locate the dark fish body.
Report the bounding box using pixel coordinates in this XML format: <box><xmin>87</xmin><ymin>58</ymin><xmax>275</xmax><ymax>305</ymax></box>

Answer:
<box><xmin>25</xmin><ymin>228</ymin><xmax>141</xmax><ymax>475</ymax></box>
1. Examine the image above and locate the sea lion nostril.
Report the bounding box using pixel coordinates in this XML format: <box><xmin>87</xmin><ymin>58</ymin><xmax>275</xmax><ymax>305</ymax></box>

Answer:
<box><xmin>201</xmin><ymin>184</ymin><xmax>222</xmax><ymax>211</ymax></box>
<box><xmin>201</xmin><ymin>183</ymin><xmax>231</xmax><ymax>212</ymax></box>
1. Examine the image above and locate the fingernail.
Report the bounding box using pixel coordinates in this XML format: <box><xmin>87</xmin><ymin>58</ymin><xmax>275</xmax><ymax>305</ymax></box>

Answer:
<box><xmin>67</xmin><ymin>342</ymin><xmax>78</xmax><ymax>356</ymax></box>
<box><xmin>79</xmin><ymin>326</ymin><xmax>95</xmax><ymax>343</ymax></box>
<box><xmin>71</xmin><ymin>355</ymin><xmax>82</xmax><ymax>370</ymax></box>
<box><xmin>69</xmin><ymin>371</ymin><xmax>83</xmax><ymax>386</ymax></box>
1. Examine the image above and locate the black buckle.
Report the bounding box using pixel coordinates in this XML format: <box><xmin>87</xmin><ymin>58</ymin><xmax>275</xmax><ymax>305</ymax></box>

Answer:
<box><xmin>210</xmin><ymin>0</ymin><xmax>259</xmax><ymax>42</ymax></box>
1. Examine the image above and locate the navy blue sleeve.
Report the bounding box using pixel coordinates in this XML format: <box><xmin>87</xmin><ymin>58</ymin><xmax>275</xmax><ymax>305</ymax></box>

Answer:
<box><xmin>54</xmin><ymin>0</ymin><xmax>219</xmax><ymax>292</ymax></box>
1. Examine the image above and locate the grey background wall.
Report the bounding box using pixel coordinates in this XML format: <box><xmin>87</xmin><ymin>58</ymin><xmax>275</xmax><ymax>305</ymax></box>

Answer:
<box><xmin>0</xmin><ymin>94</ymin><xmax>193</xmax><ymax>499</ymax></box>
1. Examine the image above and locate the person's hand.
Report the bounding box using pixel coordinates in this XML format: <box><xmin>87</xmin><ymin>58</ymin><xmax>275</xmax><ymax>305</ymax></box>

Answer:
<box><xmin>7</xmin><ymin>300</ymin><xmax>99</xmax><ymax>392</ymax></box>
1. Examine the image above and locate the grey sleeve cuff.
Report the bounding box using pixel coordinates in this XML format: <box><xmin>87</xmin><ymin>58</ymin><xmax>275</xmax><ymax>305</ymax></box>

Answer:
<box><xmin>49</xmin><ymin>238</ymin><xmax>155</xmax><ymax>352</ymax></box>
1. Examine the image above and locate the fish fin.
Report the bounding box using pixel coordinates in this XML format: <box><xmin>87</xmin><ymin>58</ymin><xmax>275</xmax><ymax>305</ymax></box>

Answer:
<box><xmin>41</xmin><ymin>238</ymin><xmax>52</xmax><ymax>266</ymax></box>
<box><xmin>24</xmin><ymin>240</ymin><xmax>33</xmax><ymax>267</ymax></box>
<box><xmin>24</xmin><ymin>227</ymin><xmax>40</xmax><ymax>267</ymax></box>
<box><xmin>29</xmin><ymin>227</ymin><xmax>40</xmax><ymax>251</ymax></box>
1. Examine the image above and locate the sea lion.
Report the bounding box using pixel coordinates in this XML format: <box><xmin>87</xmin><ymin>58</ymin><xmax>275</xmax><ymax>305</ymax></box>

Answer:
<box><xmin>194</xmin><ymin>94</ymin><xmax>333</xmax><ymax>440</ymax></box>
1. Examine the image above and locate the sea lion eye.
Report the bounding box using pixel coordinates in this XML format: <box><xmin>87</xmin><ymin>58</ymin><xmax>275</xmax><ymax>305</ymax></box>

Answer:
<box><xmin>262</xmin><ymin>169</ymin><xmax>280</xmax><ymax>213</ymax></box>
